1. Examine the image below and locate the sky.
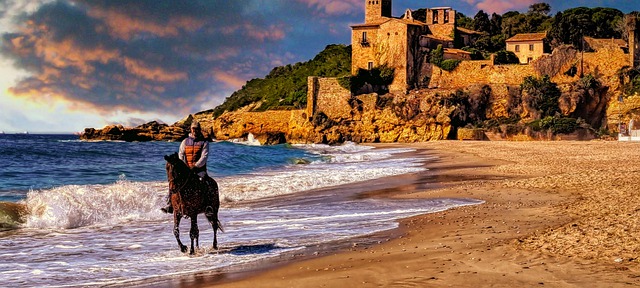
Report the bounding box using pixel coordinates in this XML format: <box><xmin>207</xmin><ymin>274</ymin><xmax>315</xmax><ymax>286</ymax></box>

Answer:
<box><xmin>0</xmin><ymin>0</ymin><xmax>637</xmax><ymax>133</ymax></box>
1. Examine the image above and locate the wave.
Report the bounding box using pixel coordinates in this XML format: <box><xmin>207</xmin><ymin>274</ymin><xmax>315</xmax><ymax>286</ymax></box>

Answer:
<box><xmin>8</xmin><ymin>143</ymin><xmax>426</xmax><ymax>229</ymax></box>
<box><xmin>20</xmin><ymin>179</ymin><xmax>166</xmax><ymax>229</ymax></box>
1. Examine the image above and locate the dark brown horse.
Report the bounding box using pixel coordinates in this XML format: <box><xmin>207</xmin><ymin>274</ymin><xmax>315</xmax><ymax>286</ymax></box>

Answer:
<box><xmin>164</xmin><ymin>153</ymin><xmax>222</xmax><ymax>254</ymax></box>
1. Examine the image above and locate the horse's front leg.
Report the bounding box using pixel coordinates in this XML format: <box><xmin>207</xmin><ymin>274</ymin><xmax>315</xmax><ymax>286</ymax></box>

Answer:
<box><xmin>174</xmin><ymin>212</ymin><xmax>187</xmax><ymax>253</ymax></box>
<box><xmin>189</xmin><ymin>216</ymin><xmax>199</xmax><ymax>255</ymax></box>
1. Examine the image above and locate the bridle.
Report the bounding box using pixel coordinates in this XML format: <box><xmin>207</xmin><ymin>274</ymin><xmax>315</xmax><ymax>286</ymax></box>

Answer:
<box><xmin>167</xmin><ymin>161</ymin><xmax>191</xmax><ymax>195</ymax></box>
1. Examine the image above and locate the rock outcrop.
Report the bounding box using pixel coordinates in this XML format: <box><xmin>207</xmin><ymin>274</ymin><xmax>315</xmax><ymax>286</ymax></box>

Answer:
<box><xmin>80</xmin><ymin>121</ymin><xmax>187</xmax><ymax>142</ymax></box>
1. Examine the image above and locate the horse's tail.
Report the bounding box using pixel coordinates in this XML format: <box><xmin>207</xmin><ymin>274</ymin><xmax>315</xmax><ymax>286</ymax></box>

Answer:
<box><xmin>205</xmin><ymin>206</ymin><xmax>224</xmax><ymax>233</ymax></box>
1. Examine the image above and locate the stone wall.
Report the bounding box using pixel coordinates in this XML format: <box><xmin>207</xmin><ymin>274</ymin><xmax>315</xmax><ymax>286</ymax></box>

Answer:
<box><xmin>429</xmin><ymin>60</ymin><xmax>537</xmax><ymax>89</ymax></box>
<box><xmin>378</xmin><ymin>20</ymin><xmax>409</xmax><ymax>92</ymax></box>
<box><xmin>351</xmin><ymin>26</ymin><xmax>380</xmax><ymax>73</ymax></box>
<box><xmin>307</xmin><ymin>77</ymin><xmax>352</xmax><ymax>120</ymax></box>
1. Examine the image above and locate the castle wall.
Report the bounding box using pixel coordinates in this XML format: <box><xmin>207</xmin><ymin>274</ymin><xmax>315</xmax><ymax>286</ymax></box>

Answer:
<box><xmin>365</xmin><ymin>0</ymin><xmax>392</xmax><ymax>23</ymax></box>
<box><xmin>429</xmin><ymin>60</ymin><xmax>538</xmax><ymax>89</ymax></box>
<box><xmin>309</xmin><ymin>77</ymin><xmax>352</xmax><ymax>120</ymax></box>
<box><xmin>378</xmin><ymin>21</ymin><xmax>409</xmax><ymax>92</ymax></box>
<box><xmin>351</xmin><ymin>26</ymin><xmax>380</xmax><ymax>74</ymax></box>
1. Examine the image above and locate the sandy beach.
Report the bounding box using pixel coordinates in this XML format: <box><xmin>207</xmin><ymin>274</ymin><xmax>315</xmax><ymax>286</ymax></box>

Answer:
<box><xmin>206</xmin><ymin>140</ymin><xmax>640</xmax><ymax>288</ymax></box>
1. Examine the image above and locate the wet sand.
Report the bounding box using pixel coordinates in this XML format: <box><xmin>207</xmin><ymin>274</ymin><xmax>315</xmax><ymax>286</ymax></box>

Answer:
<box><xmin>205</xmin><ymin>141</ymin><xmax>640</xmax><ymax>287</ymax></box>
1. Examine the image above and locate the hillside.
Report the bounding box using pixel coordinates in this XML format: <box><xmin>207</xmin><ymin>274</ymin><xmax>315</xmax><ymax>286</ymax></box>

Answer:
<box><xmin>209</xmin><ymin>44</ymin><xmax>351</xmax><ymax>118</ymax></box>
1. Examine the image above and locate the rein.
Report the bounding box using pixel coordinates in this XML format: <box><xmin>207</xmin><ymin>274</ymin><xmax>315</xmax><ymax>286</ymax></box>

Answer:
<box><xmin>167</xmin><ymin>163</ymin><xmax>194</xmax><ymax>215</ymax></box>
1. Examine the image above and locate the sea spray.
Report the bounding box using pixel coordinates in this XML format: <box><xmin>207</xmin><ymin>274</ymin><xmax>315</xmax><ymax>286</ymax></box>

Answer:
<box><xmin>23</xmin><ymin>179</ymin><xmax>165</xmax><ymax>229</ymax></box>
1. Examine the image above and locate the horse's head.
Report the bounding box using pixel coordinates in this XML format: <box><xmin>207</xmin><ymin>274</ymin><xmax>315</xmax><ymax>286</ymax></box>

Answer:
<box><xmin>164</xmin><ymin>152</ymin><xmax>189</xmax><ymax>182</ymax></box>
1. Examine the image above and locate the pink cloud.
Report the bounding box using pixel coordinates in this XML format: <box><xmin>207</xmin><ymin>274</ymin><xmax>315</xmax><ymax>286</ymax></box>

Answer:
<box><xmin>245</xmin><ymin>24</ymin><xmax>286</xmax><ymax>42</ymax></box>
<box><xmin>213</xmin><ymin>71</ymin><xmax>246</xmax><ymax>90</ymax></box>
<box><xmin>88</xmin><ymin>8</ymin><xmax>205</xmax><ymax>40</ymax></box>
<box><xmin>297</xmin><ymin>0</ymin><xmax>360</xmax><ymax>16</ymax></box>
<box><xmin>473</xmin><ymin>0</ymin><xmax>536</xmax><ymax>14</ymax></box>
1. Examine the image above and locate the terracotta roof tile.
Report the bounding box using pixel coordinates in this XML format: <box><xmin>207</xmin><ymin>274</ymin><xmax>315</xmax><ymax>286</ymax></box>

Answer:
<box><xmin>456</xmin><ymin>27</ymin><xmax>483</xmax><ymax>35</ymax></box>
<box><xmin>506</xmin><ymin>32</ymin><xmax>547</xmax><ymax>42</ymax></box>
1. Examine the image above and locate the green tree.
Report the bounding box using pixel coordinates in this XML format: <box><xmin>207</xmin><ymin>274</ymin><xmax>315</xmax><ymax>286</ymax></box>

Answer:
<box><xmin>528</xmin><ymin>3</ymin><xmax>551</xmax><ymax>16</ymax></box>
<box><xmin>430</xmin><ymin>44</ymin><xmax>444</xmax><ymax>66</ymax></box>
<box><xmin>548</xmin><ymin>7</ymin><xmax>623</xmax><ymax>49</ymax></box>
<box><xmin>521</xmin><ymin>75</ymin><xmax>561</xmax><ymax>119</ymax></box>
<box><xmin>473</xmin><ymin>10</ymin><xmax>491</xmax><ymax>33</ymax></box>
<box><xmin>494</xmin><ymin>50</ymin><xmax>519</xmax><ymax>64</ymax></box>
<box><xmin>456</xmin><ymin>12</ymin><xmax>474</xmax><ymax>30</ymax></box>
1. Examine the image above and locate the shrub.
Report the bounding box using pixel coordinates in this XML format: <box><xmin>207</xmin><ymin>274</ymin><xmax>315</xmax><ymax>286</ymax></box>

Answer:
<box><xmin>528</xmin><ymin>116</ymin><xmax>578</xmax><ymax>134</ymax></box>
<box><xmin>494</xmin><ymin>50</ymin><xmax>520</xmax><ymax>64</ymax></box>
<box><xmin>440</xmin><ymin>59</ymin><xmax>461</xmax><ymax>71</ymax></box>
<box><xmin>430</xmin><ymin>44</ymin><xmax>444</xmax><ymax>66</ymax></box>
<box><xmin>521</xmin><ymin>75</ymin><xmax>561</xmax><ymax>119</ymax></box>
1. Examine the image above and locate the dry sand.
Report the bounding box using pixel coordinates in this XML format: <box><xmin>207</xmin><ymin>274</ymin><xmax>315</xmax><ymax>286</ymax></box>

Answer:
<box><xmin>208</xmin><ymin>140</ymin><xmax>640</xmax><ymax>287</ymax></box>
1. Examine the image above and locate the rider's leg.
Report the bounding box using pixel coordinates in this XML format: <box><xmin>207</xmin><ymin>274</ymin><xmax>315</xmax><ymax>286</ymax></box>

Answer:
<box><xmin>160</xmin><ymin>191</ymin><xmax>173</xmax><ymax>213</ymax></box>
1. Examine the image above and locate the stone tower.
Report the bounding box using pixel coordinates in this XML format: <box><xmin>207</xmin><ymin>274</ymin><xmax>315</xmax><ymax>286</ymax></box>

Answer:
<box><xmin>628</xmin><ymin>14</ymin><xmax>640</xmax><ymax>68</ymax></box>
<box><xmin>365</xmin><ymin>0</ymin><xmax>392</xmax><ymax>23</ymax></box>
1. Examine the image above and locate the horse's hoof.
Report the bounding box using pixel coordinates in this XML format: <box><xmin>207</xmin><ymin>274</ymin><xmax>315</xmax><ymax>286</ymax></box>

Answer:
<box><xmin>180</xmin><ymin>246</ymin><xmax>188</xmax><ymax>253</ymax></box>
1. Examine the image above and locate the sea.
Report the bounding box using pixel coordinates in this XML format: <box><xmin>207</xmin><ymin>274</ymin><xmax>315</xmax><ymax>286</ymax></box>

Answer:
<box><xmin>0</xmin><ymin>133</ymin><xmax>482</xmax><ymax>287</ymax></box>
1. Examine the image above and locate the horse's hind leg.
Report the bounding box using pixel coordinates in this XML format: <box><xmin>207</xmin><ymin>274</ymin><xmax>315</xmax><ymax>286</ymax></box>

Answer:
<box><xmin>189</xmin><ymin>217</ymin><xmax>199</xmax><ymax>255</ymax></box>
<box><xmin>205</xmin><ymin>206</ymin><xmax>220</xmax><ymax>250</ymax></box>
<box><xmin>174</xmin><ymin>213</ymin><xmax>187</xmax><ymax>253</ymax></box>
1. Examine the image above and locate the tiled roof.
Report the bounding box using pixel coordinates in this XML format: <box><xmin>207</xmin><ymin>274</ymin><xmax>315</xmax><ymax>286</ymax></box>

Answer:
<box><xmin>584</xmin><ymin>36</ymin><xmax>627</xmax><ymax>48</ymax></box>
<box><xmin>456</xmin><ymin>27</ymin><xmax>483</xmax><ymax>35</ymax></box>
<box><xmin>423</xmin><ymin>34</ymin><xmax>454</xmax><ymax>41</ymax></box>
<box><xmin>506</xmin><ymin>32</ymin><xmax>547</xmax><ymax>42</ymax></box>
<box><xmin>351</xmin><ymin>17</ymin><xmax>427</xmax><ymax>28</ymax></box>
<box><xmin>444</xmin><ymin>48</ymin><xmax>472</xmax><ymax>55</ymax></box>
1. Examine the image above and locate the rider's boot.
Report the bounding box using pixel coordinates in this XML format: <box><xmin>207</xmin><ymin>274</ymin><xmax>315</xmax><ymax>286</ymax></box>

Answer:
<box><xmin>160</xmin><ymin>197</ymin><xmax>173</xmax><ymax>213</ymax></box>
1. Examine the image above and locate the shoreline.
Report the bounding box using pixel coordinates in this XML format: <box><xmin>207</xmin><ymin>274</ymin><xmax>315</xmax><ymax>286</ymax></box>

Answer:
<box><xmin>199</xmin><ymin>140</ymin><xmax>640</xmax><ymax>287</ymax></box>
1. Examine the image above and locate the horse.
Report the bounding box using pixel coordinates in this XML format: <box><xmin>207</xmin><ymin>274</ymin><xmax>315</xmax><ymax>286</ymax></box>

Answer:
<box><xmin>164</xmin><ymin>152</ymin><xmax>222</xmax><ymax>254</ymax></box>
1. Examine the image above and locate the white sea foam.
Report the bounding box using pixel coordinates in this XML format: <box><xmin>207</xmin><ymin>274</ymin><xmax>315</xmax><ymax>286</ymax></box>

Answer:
<box><xmin>0</xmin><ymin>143</ymin><xmax>484</xmax><ymax>287</ymax></box>
<box><xmin>22</xmin><ymin>180</ymin><xmax>166</xmax><ymax>229</ymax></box>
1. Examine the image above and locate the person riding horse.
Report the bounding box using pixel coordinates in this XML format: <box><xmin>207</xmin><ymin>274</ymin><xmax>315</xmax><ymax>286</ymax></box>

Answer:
<box><xmin>161</xmin><ymin>121</ymin><xmax>212</xmax><ymax>213</ymax></box>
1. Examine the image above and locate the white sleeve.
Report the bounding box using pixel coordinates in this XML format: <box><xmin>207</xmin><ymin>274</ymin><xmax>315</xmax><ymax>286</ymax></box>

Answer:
<box><xmin>195</xmin><ymin>141</ymin><xmax>209</xmax><ymax>168</ymax></box>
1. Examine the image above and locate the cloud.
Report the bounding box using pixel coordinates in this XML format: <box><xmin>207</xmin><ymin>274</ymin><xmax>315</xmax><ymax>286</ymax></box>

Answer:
<box><xmin>296</xmin><ymin>0</ymin><xmax>361</xmax><ymax>16</ymax></box>
<box><xmin>469</xmin><ymin>0</ymin><xmax>537</xmax><ymax>14</ymax></box>
<box><xmin>0</xmin><ymin>0</ymin><xmax>363</xmax><ymax>131</ymax></box>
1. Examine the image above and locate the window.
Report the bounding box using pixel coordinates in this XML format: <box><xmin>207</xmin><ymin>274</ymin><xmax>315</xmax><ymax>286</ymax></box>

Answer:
<box><xmin>433</xmin><ymin>10</ymin><xmax>438</xmax><ymax>24</ymax></box>
<box><xmin>515</xmin><ymin>45</ymin><xmax>520</xmax><ymax>52</ymax></box>
<box><xmin>361</xmin><ymin>31</ymin><xmax>370</xmax><ymax>46</ymax></box>
<box><xmin>443</xmin><ymin>10</ymin><xmax>449</xmax><ymax>23</ymax></box>
<box><xmin>527</xmin><ymin>57</ymin><xmax>533</xmax><ymax>63</ymax></box>
<box><xmin>368</xmin><ymin>62</ymin><xmax>374</xmax><ymax>70</ymax></box>
<box><xmin>529</xmin><ymin>44</ymin><xmax>534</xmax><ymax>51</ymax></box>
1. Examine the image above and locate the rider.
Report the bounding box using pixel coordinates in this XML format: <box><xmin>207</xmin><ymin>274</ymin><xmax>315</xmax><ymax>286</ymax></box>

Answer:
<box><xmin>161</xmin><ymin>121</ymin><xmax>210</xmax><ymax>213</ymax></box>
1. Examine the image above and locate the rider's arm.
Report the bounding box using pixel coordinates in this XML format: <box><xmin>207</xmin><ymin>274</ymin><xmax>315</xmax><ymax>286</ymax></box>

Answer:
<box><xmin>194</xmin><ymin>141</ymin><xmax>209</xmax><ymax>168</ymax></box>
<box><xmin>178</xmin><ymin>140</ymin><xmax>187</xmax><ymax>163</ymax></box>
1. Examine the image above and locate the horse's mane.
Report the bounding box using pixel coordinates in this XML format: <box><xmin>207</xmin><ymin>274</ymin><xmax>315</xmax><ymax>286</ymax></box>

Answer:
<box><xmin>165</xmin><ymin>152</ymin><xmax>189</xmax><ymax>173</ymax></box>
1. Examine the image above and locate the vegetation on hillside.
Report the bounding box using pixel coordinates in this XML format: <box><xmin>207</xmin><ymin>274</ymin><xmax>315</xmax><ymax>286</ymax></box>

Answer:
<box><xmin>210</xmin><ymin>44</ymin><xmax>351</xmax><ymax>117</ymax></box>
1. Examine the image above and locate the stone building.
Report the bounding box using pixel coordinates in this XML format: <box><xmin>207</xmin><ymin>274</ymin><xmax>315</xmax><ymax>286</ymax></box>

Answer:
<box><xmin>350</xmin><ymin>1</ymin><xmax>480</xmax><ymax>93</ymax></box>
<box><xmin>505</xmin><ymin>32</ymin><xmax>548</xmax><ymax>64</ymax></box>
